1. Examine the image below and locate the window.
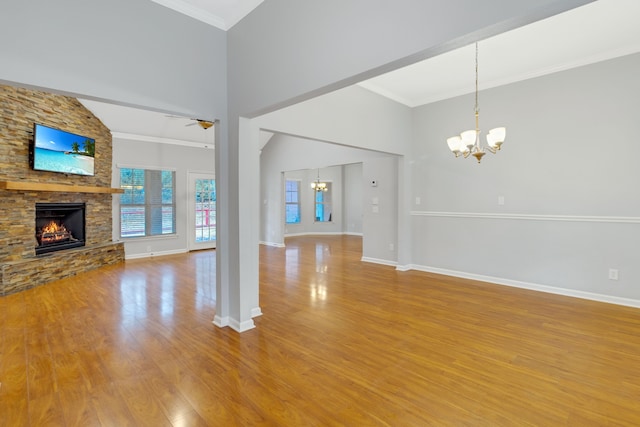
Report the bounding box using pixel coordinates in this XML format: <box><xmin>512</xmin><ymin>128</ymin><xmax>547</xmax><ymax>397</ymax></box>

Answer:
<box><xmin>285</xmin><ymin>180</ymin><xmax>301</xmax><ymax>224</ymax></box>
<box><xmin>194</xmin><ymin>178</ymin><xmax>216</xmax><ymax>242</ymax></box>
<box><xmin>120</xmin><ymin>168</ymin><xmax>176</xmax><ymax>237</ymax></box>
<box><xmin>314</xmin><ymin>182</ymin><xmax>332</xmax><ymax>222</ymax></box>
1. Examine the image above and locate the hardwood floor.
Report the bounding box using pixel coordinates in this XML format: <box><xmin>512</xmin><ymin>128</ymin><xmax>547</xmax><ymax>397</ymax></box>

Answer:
<box><xmin>1</xmin><ymin>235</ymin><xmax>639</xmax><ymax>426</ymax></box>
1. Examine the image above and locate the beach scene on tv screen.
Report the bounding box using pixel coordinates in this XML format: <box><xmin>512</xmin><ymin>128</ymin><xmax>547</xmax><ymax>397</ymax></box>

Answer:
<box><xmin>34</xmin><ymin>124</ymin><xmax>95</xmax><ymax>176</ymax></box>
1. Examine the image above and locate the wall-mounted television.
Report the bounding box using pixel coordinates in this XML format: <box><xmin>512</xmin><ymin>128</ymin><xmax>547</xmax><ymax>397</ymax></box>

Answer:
<box><xmin>32</xmin><ymin>123</ymin><xmax>95</xmax><ymax>176</ymax></box>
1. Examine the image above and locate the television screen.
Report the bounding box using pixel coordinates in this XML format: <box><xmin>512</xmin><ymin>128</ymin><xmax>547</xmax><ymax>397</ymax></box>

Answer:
<box><xmin>32</xmin><ymin>123</ymin><xmax>95</xmax><ymax>176</ymax></box>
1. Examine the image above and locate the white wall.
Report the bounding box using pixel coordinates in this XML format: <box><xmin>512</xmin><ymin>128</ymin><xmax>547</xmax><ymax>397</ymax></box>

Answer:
<box><xmin>411</xmin><ymin>52</ymin><xmax>640</xmax><ymax>305</ymax></box>
<box><xmin>111</xmin><ymin>137</ymin><xmax>215</xmax><ymax>258</ymax></box>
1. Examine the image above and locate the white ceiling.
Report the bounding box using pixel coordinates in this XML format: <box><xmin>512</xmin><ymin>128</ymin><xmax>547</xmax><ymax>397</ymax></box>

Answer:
<box><xmin>79</xmin><ymin>100</ymin><xmax>216</xmax><ymax>148</ymax></box>
<box><xmin>359</xmin><ymin>0</ymin><xmax>640</xmax><ymax>107</ymax></box>
<box><xmin>82</xmin><ymin>0</ymin><xmax>640</xmax><ymax>145</ymax></box>
<box><xmin>149</xmin><ymin>0</ymin><xmax>263</xmax><ymax>30</ymax></box>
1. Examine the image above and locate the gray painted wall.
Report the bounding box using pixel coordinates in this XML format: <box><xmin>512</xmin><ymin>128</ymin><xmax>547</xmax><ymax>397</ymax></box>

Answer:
<box><xmin>255</xmin><ymin>49</ymin><xmax>640</xmax><ymax>305</ymax></box>
<box><xmin>0</xmin><ymin>0</ymin><xmax>227</xmax><ymax>120</ymax></box>
<box><xmin>111</xmin><ymin>138</ymin><xmax>215</xmax><ymax>258</ymax></box>
<box><xmin>411</xmin><ymin>52</ymin><xmax>640</xmax><ymax>303</ymax></box>
<box><xmin>228</xmin><ymin>0</ymin><xmax>594</xmax><ymax>117</ymax></box>
<box><xmin>362</xmin><ymin>157</ymin><xmax>399</xmax><ymax>263</ymax></box>
<box><xmin>343</xmin><ymin>163</ymin><xmax>364</xmax><ymax>235</ymax></box>
<box><xmin>260</xmin><ymin>134</ymin><xmax>392</xmax><ymax>248</ymax></box>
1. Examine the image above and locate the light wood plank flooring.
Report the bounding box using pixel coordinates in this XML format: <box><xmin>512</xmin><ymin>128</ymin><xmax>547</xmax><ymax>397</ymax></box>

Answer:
<box><xmin>1</xmin><ymin>235</ymin><xmax>639</xmax><ymax>426</ymax></box>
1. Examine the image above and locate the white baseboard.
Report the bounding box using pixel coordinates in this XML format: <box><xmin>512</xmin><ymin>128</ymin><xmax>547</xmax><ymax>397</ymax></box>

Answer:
<box><xmin>213</xmin><ymin>315</ymin><xmax>229</xmax><ymax>328</ymax></box>
<box><xmin>259</xmin><ymin>241</ymin><xmax>285</xmax><ymax>248</ymax></box>
<box><xmin>408</xmin><ymin>264</ymin><xmax>640</xmax><ymax>309</ymax></box>
<box><xmin>361</xmin><ymin>256</ymin><xmax>397</xmax><ymax>267</ymax></box>
<box><xmin>284</xmin><ymin>232</ymin><xmax>360</xmax><ymax>238</ymax></box>
<box><xmin>229</xmin><ymin>318</ymin><xmax>256</xmax><ymax>333</ymax></box>
<box><xmin>251</xmin><ymin>307</ymin><xmax>263</xmax><ymax>318</ymax></box>
<box><xmin>125</xmin><ymin>248</ymin><xmax>188</xmax><ymax>260</ymax></box>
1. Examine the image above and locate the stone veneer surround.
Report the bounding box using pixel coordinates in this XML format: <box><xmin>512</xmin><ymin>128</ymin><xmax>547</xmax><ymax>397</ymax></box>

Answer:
<box><xmin>0</xmin><ymin>84</ymin><xmax>124</xmax><ymax>295</ymax></box>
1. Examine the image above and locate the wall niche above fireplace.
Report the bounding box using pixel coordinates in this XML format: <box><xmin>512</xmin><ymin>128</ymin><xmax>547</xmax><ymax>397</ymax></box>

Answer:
<box><xmin>35</xmin><ymin>203</ymin><xmax>86</xmax><ymax>255</ymax></box>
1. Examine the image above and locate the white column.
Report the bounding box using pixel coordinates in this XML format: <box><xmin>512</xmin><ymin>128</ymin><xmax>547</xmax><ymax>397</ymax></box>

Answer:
<box><xmin>213</xmin><ymin>116</ymin><xmax>261</xmax><ymax>332</ymax></box>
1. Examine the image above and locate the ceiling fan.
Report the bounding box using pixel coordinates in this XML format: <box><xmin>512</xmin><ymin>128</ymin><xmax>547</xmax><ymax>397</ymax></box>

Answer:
<box><xmin>166</xmin><ymin>115</ymin><xmax>214</xmax><ymax>130</ymax></box>
<box><xmin>188</xmin><ymin>119</ymin><xmax>214</xmax><ymax>130</ymax></box>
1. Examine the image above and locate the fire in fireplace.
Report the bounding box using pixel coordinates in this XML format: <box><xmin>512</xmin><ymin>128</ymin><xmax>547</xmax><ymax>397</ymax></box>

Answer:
<box><xmin>35</xmin><ymin>203</ymin><xmax>86</xmax><ymax>255</ymax></box>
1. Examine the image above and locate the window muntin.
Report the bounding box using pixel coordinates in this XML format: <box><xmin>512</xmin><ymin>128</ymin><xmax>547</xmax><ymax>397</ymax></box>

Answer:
<box><xmin>120</xmin><ymin>168</ymin><xmax>176</xmax><ymax>237</ymax></box>
<box><xmin>285</xmin><ymin>180</ymin><xmax>301</xmax><ymax>224</ymax></box>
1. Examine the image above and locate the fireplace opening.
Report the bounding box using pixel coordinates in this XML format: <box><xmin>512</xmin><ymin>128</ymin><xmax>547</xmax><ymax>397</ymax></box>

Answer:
<box><xmin>35</xmin><ymin>203</ymin><xmax>86</xmax><ymax>255</ymax></box>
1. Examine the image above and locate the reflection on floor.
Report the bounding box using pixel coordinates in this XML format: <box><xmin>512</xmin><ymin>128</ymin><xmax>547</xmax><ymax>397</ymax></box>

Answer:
<box><xmin>1</xmin><ymin>235</ymin><xmax>640</xmax><ymax>425</ymax></box>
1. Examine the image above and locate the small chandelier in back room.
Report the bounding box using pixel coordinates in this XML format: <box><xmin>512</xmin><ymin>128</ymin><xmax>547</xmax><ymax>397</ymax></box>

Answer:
<box><xmin>446</xmin><ymin>42</ymin><xmax>506</xmax><ymax>163</ymax></box>
<box><xmin>310</xmin><ymin>169</ymin><xmax>328</xmax><ymax>192</ymax></box>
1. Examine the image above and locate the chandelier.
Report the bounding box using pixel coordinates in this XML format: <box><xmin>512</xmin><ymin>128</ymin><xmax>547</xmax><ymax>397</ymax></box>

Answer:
<box><xmin>310</xmin><ymin>169</ymin><xmax>328</xmax><ymax>192</ymax></box>
<box><xmin>446</xmin><ymin>43</ymin><xmax>506</xmax><ymax>163</ymax></box>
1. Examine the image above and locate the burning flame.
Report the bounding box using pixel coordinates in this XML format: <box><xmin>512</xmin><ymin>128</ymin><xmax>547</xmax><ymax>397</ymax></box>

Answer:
<box><xmin>42</xmin><ymin>221</ymin><xmax>67</xmax><ymax>234</ymax></box>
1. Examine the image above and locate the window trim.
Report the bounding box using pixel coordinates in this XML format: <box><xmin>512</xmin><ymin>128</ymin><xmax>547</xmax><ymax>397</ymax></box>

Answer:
<box><xmin>119</xmin><ymin>166</ymin><xmax>177</xmax><ymax>238</ymax></box>
<box><xmin>285</xmin><ymin>179</ymin><xmax>301</xmax><ymax>224</ymax></box>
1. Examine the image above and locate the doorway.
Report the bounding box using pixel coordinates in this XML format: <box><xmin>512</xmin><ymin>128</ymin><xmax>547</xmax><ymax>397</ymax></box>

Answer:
<box><xmin>188</xmin><ymin>172</ymin><xmax>216</xmax><ymax>251</ymax></box>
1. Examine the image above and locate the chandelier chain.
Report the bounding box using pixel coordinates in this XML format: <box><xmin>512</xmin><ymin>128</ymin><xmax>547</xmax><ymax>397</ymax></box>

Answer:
<box><xmin>475</xmin><ymin>42</ymin><xmax>479</xmax><ymax>117</ymax></box>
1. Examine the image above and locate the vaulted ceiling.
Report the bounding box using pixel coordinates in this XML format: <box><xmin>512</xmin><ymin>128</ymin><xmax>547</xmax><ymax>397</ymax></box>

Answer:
<box><xmin>82</xmin><ymin>0</ymin><xmax>640</xmax><ymax>144</ymax></box>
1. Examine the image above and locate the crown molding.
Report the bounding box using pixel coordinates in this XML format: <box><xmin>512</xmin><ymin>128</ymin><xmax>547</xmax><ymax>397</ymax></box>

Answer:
<box><xmin>111</xmin><ymin>132</ymin><xmax>214</xmax><ymax>150</ymax></box>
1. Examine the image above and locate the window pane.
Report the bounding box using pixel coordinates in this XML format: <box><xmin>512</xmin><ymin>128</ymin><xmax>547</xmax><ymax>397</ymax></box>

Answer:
<box><xmin>161</xmin><ymin>170</ymin><xmax>174</xmax><ymax>204</ymax></box>
<box><xmin>285</xmin><ymin>205</ymin><xmax>300</xmax><ymax>223</ymax></box>
<box><xmin>121</xmin><ymin>206</ymin><xmax>145</xmax><ymax>237</ymax></box>
<box><xmin>162</xmin><ymin>206</ymin><xmax>174</xmax><ymax>234</ymax></box>
<box><xmin>314</xmin><ymin>182</ymin><xmax>332</xmax><ymax>222</ymax></box>
<box><xmin>194</xmin><ymin>178</ymin><xmax>216</xmax><ymax>243</ymax></box>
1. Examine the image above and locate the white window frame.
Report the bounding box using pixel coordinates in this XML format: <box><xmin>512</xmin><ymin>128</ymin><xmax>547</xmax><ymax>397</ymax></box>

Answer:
<box><xmin>119</xmin><ymin>167</ymin><xmax>176</xmax><ymax>238</ymax></box>
<box><xmin>285</xmin><ymin>179</ymin><xmax>301</xmax><ymax>224</ymax></box>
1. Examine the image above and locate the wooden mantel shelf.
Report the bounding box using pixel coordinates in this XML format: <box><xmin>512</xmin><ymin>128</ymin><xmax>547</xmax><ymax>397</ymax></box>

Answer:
<box><xmin>0</xmin><ymin>181</ymin><xmax>124</xmax><ymax>194</ymax></box>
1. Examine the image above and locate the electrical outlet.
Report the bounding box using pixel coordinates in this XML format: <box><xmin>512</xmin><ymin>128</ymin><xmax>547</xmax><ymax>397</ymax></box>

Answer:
<box><xmin>389</xmin><ymin>243</ymin><xmax>394</xmax><ymax>251</ymax></box>
<box><xmin>608</xmin><ymin>269</ymin><xmax>619</xmax><ymax>280</ymax></box>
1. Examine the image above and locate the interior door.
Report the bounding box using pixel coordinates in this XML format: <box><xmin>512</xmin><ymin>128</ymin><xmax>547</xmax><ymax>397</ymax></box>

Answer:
<box><xmin>188</xmin><ymin>172</ymin><xmax>216</xmax><ymax>251</ymax></box>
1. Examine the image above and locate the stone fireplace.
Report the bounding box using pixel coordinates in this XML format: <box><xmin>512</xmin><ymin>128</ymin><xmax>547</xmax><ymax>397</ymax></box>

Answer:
<box><xmin>35</xmin><ymin>202</ymin><xmax>86</xmax><ymax>255</ymax></box>
<box><xmin>0</xmin><ymin>84</ymin><xmax>124</xmax><ymax>295</ymax></box>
